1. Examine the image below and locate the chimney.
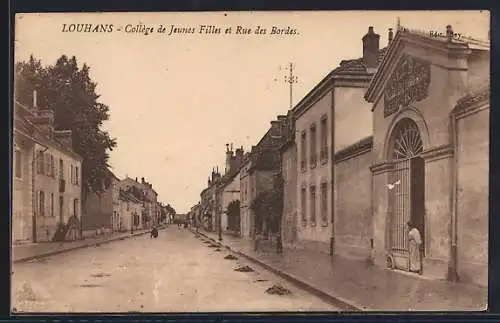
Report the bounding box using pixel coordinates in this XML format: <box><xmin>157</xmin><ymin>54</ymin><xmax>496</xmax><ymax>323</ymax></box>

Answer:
<box><xmin>235</xmin><ymin>148</ymin><xmax>244</xmax><ymax>167</ymax></box>
<box><xmin>277</xmin><ymin>115</ymin><xmax>287</xmax><ymax>121</ymax></box>
<box><xmin>388</xmin><ymin>28</ymin><xmax>394</xmax><ymax>44</ymax></box>
<box><xmin>30</xmin><ymin>109</ymin><xmax>55</xmax><ymax>138</ymax></box>
<box><xmin>33</xmin><ymin>89</ymin><xmax>37</xmax><ymax>109</ymax></box>
<box><xmin>53</xmin><ymin>130</ymin><xmax>73</xmax><ymax>150</ymax></box>
<box><xmin>225</xmin><ymin>144</ymin><xmax>234</xmax><ymax>173</ymax></box>
<box><xmin>270</xmin><ymin>120</ymin><xmax>282</xmax><ymax>138</ymax></box>
<box><xmin>446</xmin><ymin>25</ymin><xmax>454</xmax><ymax>42</ymax></box>
<box><xmin>135</xmin><ymin>177</ymin><xmax>138</xmax><ymax>182</ymax></box>
<box><xmin>141</xmin><ymin>177</ymin><xmax>145</xmax><ymax>184</ymax></box>
<box><xmin>362</xmin><ymin>26</ymin><xmax>380</xmax><ymax>70</ymax></box>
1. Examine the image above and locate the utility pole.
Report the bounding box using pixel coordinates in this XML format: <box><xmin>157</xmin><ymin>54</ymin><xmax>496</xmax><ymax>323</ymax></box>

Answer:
<box><xmin>284</xmin><ymin>63</ymin><xmax>298</xmax><ymax>110</ymax></box>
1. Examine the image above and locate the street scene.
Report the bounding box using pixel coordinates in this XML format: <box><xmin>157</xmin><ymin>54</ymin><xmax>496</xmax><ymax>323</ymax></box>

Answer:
<box><xmin>13</xmin><ymin>227</ymin><xmax>335</xmax><ymax>312</ymax></box>
<box><xmin>12</xmin><ymin>11</ymin><xmax>489</xmax><ymax>312</ymax></box>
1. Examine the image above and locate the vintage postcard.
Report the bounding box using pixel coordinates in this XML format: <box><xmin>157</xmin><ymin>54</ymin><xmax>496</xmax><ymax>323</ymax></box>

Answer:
<box><xmin>12</xmin><ymin>11</ymin><xmax>489</xmax><ymax>313</ymax></box>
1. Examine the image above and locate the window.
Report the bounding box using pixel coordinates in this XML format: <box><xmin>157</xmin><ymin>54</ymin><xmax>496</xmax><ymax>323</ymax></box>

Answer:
<box><xmin>310</xmin><ymin>185</ymin><xmax>316</xmax><ymax>224</ymax></box>
<box><xmin>310</xmin><ymin>124</ymin><xmax>317</xmax><ymax>168</ymax></box>
<box><xmin>36</xmin><ymin>151</ymin><xmax>44</xmax><ymax>174</ymax></box>
<box><xmin>301</xmin><ymin>187</ymin><xmax>307</xmax><ymax>224</ymax></box>
<box><xmin>50</xmin><ymin>193</ymin><xmax>54</xmax><ymax>217</ymax></box>
<box><xmin>71</xmin><ymin>165</ymin><xmax>74</xmax><ymax>184</ymax></box>
<box><xmin>321</xmin><ymin>182</ymin><xmax>328</xmax><ymax>225</ymax></box>
<box><xmin>73</xmin><ymin>198</ymin><xmax>79</xmax><ymax>218</ymax></box>
<box><xmin>38</xmin><ymin>190</ymin><xmax>45</xmax><ymax>217</ymax></box>
<box><xmin>44</xmin><ymin>153</ymin><xmax>51</xmax><ymax>176</ymax></box>
<box><xmin>75</xmin><ymin>166</ymin><xmax>79</xmax><ymax>185</ymax></box>
<box><xmin>320</xmin><ymin>116</ymin><xmax>328</xmax><ymax>164</ymax></box>
<box><xmin>59</xmin><ymin>159</ymin><xmax>64</xmax><ymax>179</ymax></box>
<box><xmin>300</xmin><ymin>131</ymin><xmax>307</xmax><ymax>171</ymax></box>
<box><xmin>50</xmin><ymin>155</ymin><xmax>55</xmax><ymax>177</ymax></box>
<box><xmin>14</xmin><ymin>150</ymin><xmax>22</xmax><ymax>178</ymax></box>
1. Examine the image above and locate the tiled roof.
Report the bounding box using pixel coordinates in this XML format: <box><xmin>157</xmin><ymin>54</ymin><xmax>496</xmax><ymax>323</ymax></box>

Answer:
<box><xmin>454</xmin><ymin>83</ymin><xmax>490</xmax><ymax>112</ymax></box>
<box><xmin>332</xmin><ymin>47</ymin><xmax>388</xmax><ymax>75</ymax></box>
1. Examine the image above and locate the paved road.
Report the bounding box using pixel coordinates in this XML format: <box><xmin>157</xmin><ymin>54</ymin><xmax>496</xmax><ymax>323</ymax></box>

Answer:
<box><xmin>12</xmin><ymin>227</ymin><xmax>337</xmax><ymax>312</ymax></box>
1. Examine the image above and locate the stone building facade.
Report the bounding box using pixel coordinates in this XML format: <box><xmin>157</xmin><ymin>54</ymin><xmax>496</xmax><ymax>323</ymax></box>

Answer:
<box><xmin>13</xmin><ymin>98</ymin><xmax>83</xmax><ymax>243</ymax></box>
<box><xmin>279</xmin><ymin>111</ymin><xmax>298</xmax><ymax>247</ymax></box>
<box><xmin>292</xmin><ymin>27</ymin><xmax>385</xmax><ymax>255</ymax></box>
<box><xmin>82</xmin><ymin>169</ymin><xmax>120</xmax><ymax>234</ymax></box>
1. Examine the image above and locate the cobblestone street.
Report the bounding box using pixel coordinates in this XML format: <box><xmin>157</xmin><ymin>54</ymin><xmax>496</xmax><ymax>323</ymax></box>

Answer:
<box><xmin>12</xmin><ymin>227</ymin><xmax>336</xmax><ymax>312</ymax></box>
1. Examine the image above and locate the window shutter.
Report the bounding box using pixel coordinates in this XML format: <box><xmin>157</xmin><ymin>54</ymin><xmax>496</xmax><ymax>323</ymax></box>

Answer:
<box><xmin>50</xmin><ymin>155</ymin><xmax>55</xmax><ymax>177</ymax></box>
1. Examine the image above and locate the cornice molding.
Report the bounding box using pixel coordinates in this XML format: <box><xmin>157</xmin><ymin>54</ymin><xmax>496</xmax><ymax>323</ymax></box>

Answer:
<box><xmin>369</xmin><ymin>160</ymin><xmax>394</xmax><ymax>174</ymax></box>
<box><xmin>421</xmin><ymin>144</ymin><xmax>453</xmax><ymax>162</ymax></box>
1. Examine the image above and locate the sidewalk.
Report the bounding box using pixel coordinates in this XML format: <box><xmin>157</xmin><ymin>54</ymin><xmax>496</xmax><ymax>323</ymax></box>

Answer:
<box><xmin>12</xmin><ymin>227</ymin><xmax>155</xmax><ymax>263</ymax></box>
<box><xmin>194</xmin><ymin>229</ymin><xmax>487</xmax><ymax>311</ymax></box>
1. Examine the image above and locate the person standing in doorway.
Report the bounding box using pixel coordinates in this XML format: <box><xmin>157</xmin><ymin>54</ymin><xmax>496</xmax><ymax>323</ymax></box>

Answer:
<box><xmin>407</xmin><ymin>220</ymin><xmax>423</xmax><ymax>274</ymax></box>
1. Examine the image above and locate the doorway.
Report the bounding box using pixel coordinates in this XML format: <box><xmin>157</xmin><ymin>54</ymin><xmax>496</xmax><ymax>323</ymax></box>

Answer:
<box><xmin>388</xmin><ymin>118</ymin><xmax>425</xmax><ymax>272</ymax></box>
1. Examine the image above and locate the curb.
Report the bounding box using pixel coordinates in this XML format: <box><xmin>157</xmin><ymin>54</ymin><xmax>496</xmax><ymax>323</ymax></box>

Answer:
<box><xmin>192</xmin><ymin>229</ymin><xmax>362</xmax><ymax>311</ymax></box>
<box><xmin>13</xmin><ymin>228</ymin><xmax>160</xmax><ymax>264</ymax></box>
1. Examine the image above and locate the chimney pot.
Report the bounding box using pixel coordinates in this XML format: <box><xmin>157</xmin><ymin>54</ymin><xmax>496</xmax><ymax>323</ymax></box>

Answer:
<box><xmin>368</xmin><ymin>26</ymin><xmax>374</xmax><ymax>33</ymax></box>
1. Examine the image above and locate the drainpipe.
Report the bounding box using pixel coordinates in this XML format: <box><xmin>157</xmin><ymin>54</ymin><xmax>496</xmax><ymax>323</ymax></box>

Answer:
<box><xmin>330</xmin><ymin>87</ymin><xmax>336</xmax><ymax>256</ymax></box>
<box><xmin>448</xmin><ymin>111</ymin><xmax>459</xmax><ymax>281</ymax></box>
<box><xmin>31</xmin><ymin>146</ymin><xmax>37</xmax><ymax>243</ymax></box>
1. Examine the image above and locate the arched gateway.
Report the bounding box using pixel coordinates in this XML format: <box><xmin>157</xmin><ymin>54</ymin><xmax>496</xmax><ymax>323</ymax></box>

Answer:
<box><xmin>387</xmin><ymin>117</ymin><xmax>426</xmax><ymax>273</ymax></box>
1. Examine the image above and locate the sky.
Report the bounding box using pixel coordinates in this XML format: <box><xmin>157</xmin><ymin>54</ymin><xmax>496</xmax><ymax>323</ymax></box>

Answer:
<box><xmin>14</xmin><ymin>11</ymin><xmax>489</xmax><ymax>213</ymax></box>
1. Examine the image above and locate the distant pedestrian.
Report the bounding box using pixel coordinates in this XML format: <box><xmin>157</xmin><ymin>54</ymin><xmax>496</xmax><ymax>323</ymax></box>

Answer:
<box><xmin>407</xmin><ymin>220</ymin><xmax>423</xmax><ymax>274</ymax></box>
<box><xmin>150</xmin><ymin>226</ymin><xmax>158</xmax><ymax>238</ymax></box>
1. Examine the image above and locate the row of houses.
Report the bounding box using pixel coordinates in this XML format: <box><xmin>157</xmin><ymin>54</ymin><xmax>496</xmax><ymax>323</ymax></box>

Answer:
<box><xmin>191</xmin><ymin>24</ymin><xmax>490</xmax><ymax>288</ymax></box>
<box><xmin>12</xmin><ymin>95</ymin><xmax>172</xmax><ymax>244</ymax></box>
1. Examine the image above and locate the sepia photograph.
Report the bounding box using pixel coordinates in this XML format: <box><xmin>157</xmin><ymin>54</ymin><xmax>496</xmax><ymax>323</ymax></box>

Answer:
<box><xmin>11</xmin><ymin>10</ymin><xmax>489</xmax><ymax>313</ymax></box>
